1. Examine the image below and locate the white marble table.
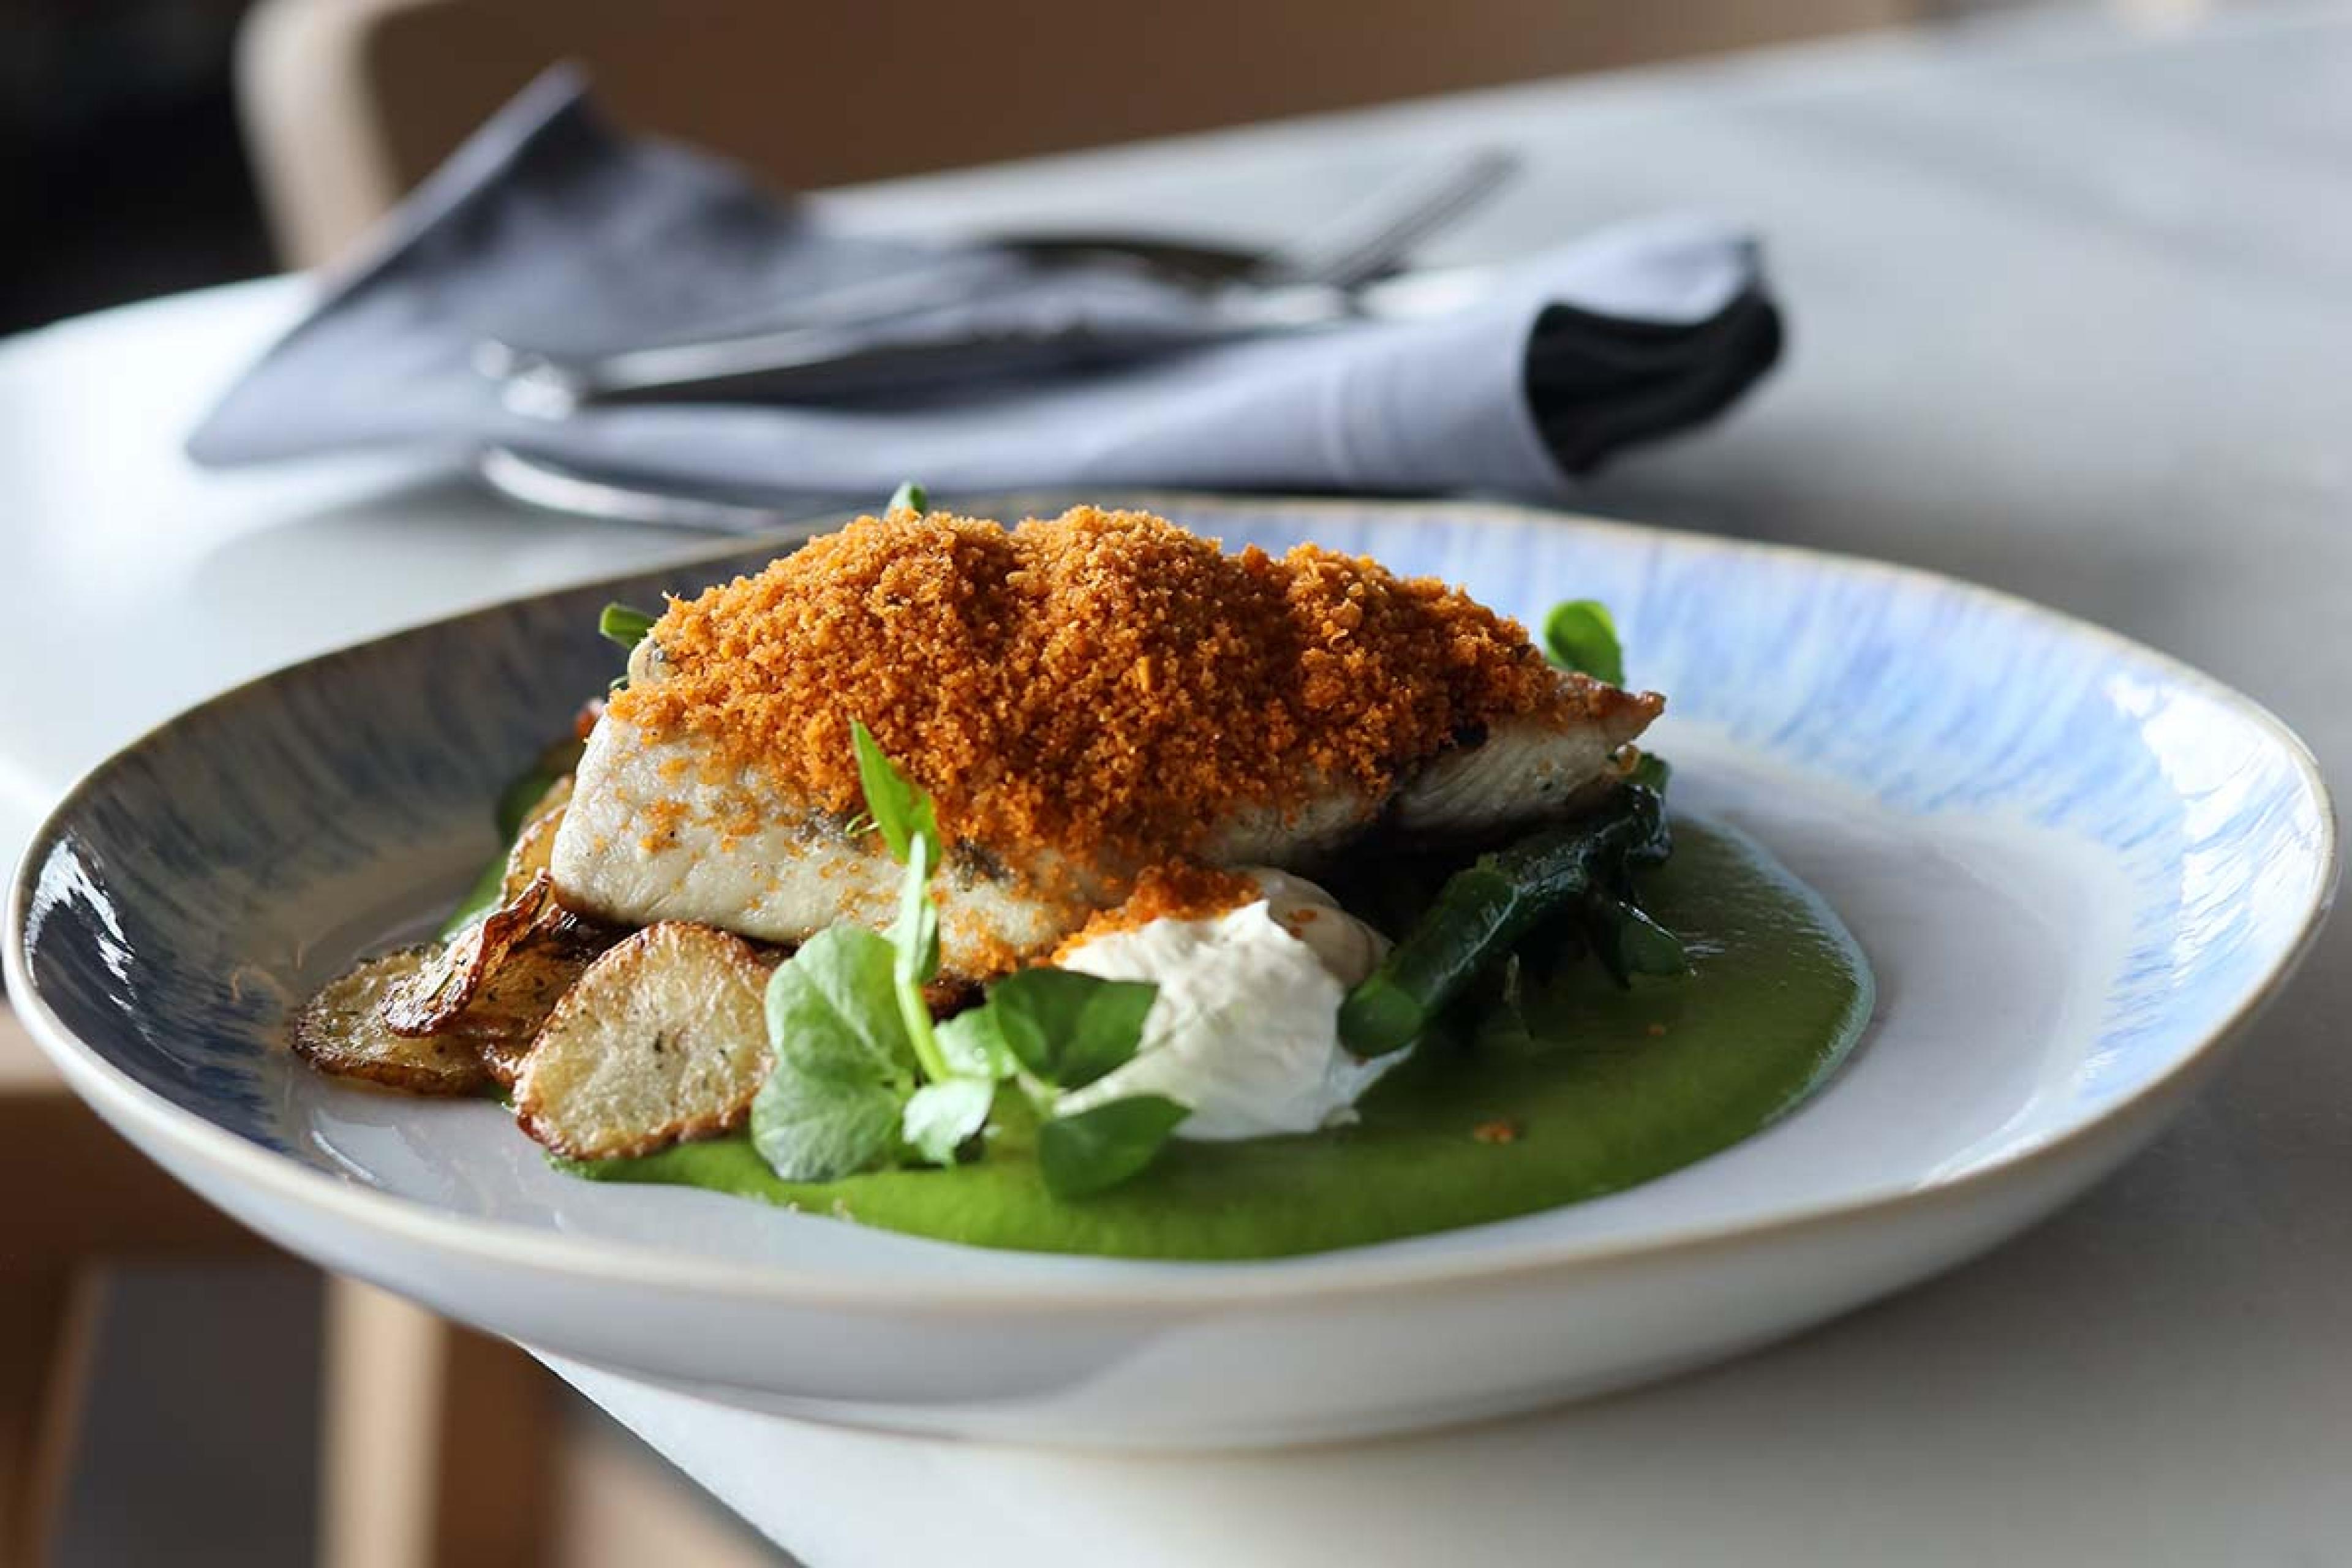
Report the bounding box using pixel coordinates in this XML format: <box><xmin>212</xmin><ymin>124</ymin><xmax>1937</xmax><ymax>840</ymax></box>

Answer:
<box><xmin>6</xmin><ymin>5</ymin><xmax>2349</xmax><ymax>1562</ymax></box>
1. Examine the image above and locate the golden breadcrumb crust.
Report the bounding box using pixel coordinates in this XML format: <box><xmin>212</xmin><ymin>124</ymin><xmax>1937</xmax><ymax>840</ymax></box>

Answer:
<box><xmin>612</xmin><ymin>506</ymin><xmax>1611</xmax><ymax>865</ymax></box>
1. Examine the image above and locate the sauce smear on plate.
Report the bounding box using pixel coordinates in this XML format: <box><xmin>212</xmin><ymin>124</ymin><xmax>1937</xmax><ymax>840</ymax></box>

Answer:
<box><xmin>569</xmin><ymin>817</ymin><xmax>1872</xmax><ymax>1259</ymax></box>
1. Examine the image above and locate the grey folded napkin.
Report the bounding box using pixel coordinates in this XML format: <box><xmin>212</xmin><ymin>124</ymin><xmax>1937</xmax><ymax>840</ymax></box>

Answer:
<box><xmin>189</xmin><ymin>67</ymin><xmax>1781</xmax><ymax>508</ymax></box>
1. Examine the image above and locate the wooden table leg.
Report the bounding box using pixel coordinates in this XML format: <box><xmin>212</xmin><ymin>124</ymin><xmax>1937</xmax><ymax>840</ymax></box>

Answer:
<box><xmin>9</xmin><ymin>999</ymin><xmax>559</xmax><ymax>1566</ymax></box>
<box><xmin>2</xmin><ymin>1002</ymin><xmax>276</xmax><ymax>1567</ymax></box>
<box><xmin>0</xmin><ymin>1267</ymin><xmax>105</xmax><ymax>1568</ymax></box>
<box><xmin>320</xmin><ymin>1278</ymin><xmax>556</xmax><ymax>1568</ymax></box>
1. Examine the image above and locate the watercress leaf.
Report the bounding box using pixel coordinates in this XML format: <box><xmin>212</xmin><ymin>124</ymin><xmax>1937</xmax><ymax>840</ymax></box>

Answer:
<box><xmin>851</xmin><ymin>717</ymin><xmax>948</xmax><ymax>1082</ymax></box>
<box><xmin>850</xmin><ymin>719</ymin><xmax>940</xmax><ymax>864</ymax></box>
<box><xmin>1629</xmin><ymin>750</ymin><xmax>1672</xmax><ymax>797</ymax></box>
<box><xmin>1339</xmin><ymin>787</ymin><xmax>1677</xmax><ymax>1055</ymax></box>
<box><xmin>753</xmin><ymin>925</ymin><xmax>925</xmax><ymax>1181</ymax></box>
<box><xmin>886</xmin><ymin>479</ymin><xmax>929</xmax><ymax>515</ymax></box>
<box><xmin>892</xmin><ymin>832</ymin><xmax>941</xmax><ymax>990</ymax></box>
<box><xmin>902</xmin><ymin>1076</ymin><xmax>995</xmax><ymax>1166</ymax></box>
<box><xmin>986</xmin><ymin>968</ymin><xmax>1159</xmax><ymax>1089</ymax></box>
<box><xmin>1586</xmin><ymin>897</ymin><xmax>1689</xmax><ymax>987</ymax></box>
<box><xmin>1622</xmin><ymin>778</ymin><xmax>1673</xmax><ymax>865</ymax></box>
<box><xmin>599</xmin><ymin>602</ymin><xmax>659</xmax><ymax>652</ymax></box>
<box><xmin>1542</xmin><ymin>599</ymin><xmax>1625</xmax><ymax>687</ymax></box>
<box><xmin>763</xmin><ymin>925</ymin><xmax>916</xmax><ymax>1078</ymax></box>
<box><xmin>881</xmin><ymin>830</ymin><xmax>956</xmax><ymax>1084</ymax></box>
<box><xmin>751</xmin><ymin>1060</ymin><xmax>906</xmax><ymax>1182</ymax></box>
<box><xmin>1038</xmin><ymin>1095</ymin><xmax>1189</xmax><ymax>1198</ymax></box>
<box><xmin>1614</xmin><ymin>901</ymin><xmax>1691</xmax><ymax>976</ymax></box>
<box><xmin>934</xmin><ymin>1007</ymin><xmax>1018</xmax><ymax>1080</ymax></box>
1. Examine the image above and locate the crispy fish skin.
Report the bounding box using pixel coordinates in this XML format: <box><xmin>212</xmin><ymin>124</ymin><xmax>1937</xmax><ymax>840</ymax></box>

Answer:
<box><xmin>551</xmin><ymin>658</ymin><xmax>1661</xmax><ymax>976</ymax></box>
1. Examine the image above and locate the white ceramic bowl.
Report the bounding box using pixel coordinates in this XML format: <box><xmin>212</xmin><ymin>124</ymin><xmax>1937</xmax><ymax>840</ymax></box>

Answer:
<box><xmin>9</xmin><ymin>496</ymin><xmax>2333</xmax><ymax>1448</ymax></box>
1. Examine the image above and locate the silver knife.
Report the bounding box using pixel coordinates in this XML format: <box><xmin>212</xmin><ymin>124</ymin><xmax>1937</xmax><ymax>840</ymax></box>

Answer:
<box><xmin>483</xmin><ymin>146</ymin><xmax>1517</xmax><ymax>417</ymax></box>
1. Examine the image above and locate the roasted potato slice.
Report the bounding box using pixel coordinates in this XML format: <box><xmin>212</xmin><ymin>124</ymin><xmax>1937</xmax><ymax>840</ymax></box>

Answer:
<box><xmin>383</xmin><ymin>871</ymin><xmax>556</xmax><ymax>1037</ymax></box>
<box><xmin>445</xmin><ymin>911</ymin><xmax>620</xmax><ymax>1088</ymax></box>
<box><xmin>290</xmin><ymin>948</ymin><xmax>492</xmax><ymax>1096</ymax></box>
<box><xmin>514</xmin><ymin>922</ymin><xmax>774</xmax><ymax>1159</ymax></box>
<box><xmin>499</xmin><ymin>775</ymin><xmax>574</xmax><ymax>904</ymax></box>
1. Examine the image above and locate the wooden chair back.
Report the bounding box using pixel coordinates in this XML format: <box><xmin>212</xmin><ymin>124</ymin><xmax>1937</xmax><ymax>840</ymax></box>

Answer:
<box><xmin>239</xmin><ymin>0</ymin><xmax>1908</xmax><ymax>266</ymax></box>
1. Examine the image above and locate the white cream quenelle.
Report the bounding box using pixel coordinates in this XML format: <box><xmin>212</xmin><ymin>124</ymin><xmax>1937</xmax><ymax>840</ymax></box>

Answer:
<box><xmin>1052</xmin><ymin>871</ymin><xmax>1403</xmax><ymax>1141</ymax></box>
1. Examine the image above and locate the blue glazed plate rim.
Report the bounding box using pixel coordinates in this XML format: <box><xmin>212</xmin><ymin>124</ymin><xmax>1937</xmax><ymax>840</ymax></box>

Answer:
<box><xmin>6</xmin><ymin>492</ymin><xmax>2338</xmax><ymax>1309</ymax></box>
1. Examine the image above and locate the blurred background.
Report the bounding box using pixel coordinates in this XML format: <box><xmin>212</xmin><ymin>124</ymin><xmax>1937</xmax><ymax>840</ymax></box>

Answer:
<box><xmin>0</xmin><ymin>1</ymin><xmax>2242</xmax><ymax>1566</ymax></box>
<box><xmin>0</xmin><ymin>0</ymin><xmax>2137</xmax><ymax>335</ymax></box>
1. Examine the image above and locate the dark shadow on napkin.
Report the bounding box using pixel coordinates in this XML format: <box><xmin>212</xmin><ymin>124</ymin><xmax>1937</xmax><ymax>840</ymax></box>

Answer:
<box><xmin>189</xmin><ymin>67</ymin><xmax>1781</xmax><ymax>507</ymax></box>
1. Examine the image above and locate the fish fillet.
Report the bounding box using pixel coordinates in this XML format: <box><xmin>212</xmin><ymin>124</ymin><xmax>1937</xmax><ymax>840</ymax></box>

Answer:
<box><xmin>550</xmin><ymin>648</ymin><xmax>1661</xmax><ymax>978</ymax></box>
